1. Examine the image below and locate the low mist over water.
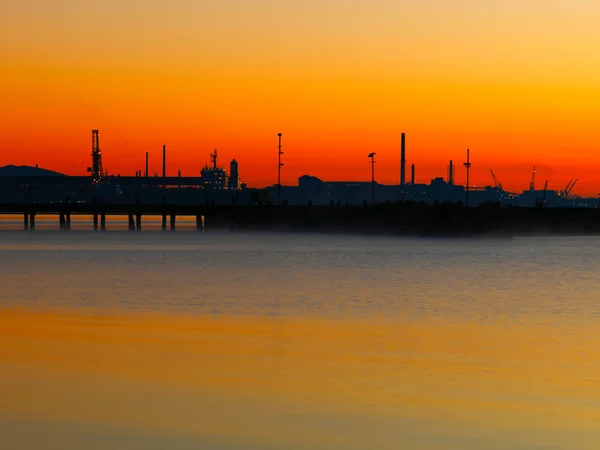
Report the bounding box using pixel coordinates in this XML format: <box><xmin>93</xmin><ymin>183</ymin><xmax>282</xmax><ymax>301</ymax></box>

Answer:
<box><xmin>1</xmin><ymin>232</ymin><xmax>600</xmax><ymax>449</ymax></box>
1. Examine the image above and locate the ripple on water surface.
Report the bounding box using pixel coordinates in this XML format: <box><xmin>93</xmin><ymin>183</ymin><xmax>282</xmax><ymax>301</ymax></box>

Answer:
<box><xmin>1</xmin><ymin>232</ymin><xmax>600</xmax><ymax>449</ymax></box>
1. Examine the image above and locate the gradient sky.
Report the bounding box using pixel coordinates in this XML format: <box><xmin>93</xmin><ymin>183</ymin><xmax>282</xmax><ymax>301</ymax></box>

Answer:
<box><xmin>2</xmin><ymin>1</ymin><xmax>600</xmax><ymax>194</ymax></box>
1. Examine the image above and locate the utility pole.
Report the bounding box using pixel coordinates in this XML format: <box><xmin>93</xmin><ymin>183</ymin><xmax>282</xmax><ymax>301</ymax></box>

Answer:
<box><xmin>464</xmin><ymin>149</ymin><xmax>471</xmax><ymax>207</ymax></box>
<box><xmin>162</xmin><ymin>144</ymin><xmax>166</xmax><ymax>188</ymax></box>
<box><xmin>368</xmin><ymin>152</ymin><xmax>376</xmax><ymax>205</ymax></box>
<box><xmin>277</xmin><ymin>133</ymin><xmax>283</xmax><ymax>205</ymax></box>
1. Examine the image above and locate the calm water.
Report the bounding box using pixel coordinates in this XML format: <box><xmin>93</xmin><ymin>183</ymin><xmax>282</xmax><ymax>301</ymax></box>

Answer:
<box><xmin>1</xmin><ymin>231</ymin><xmax>600</xmax><ymax>449</ymax></box>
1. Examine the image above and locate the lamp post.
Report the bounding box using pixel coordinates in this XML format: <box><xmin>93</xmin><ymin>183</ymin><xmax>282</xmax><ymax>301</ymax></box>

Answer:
<box><xmin>277</xmin><ymin>133</ymin><xmax>283</xmax><ymax>205</ymax></box>
<box><xmin>463</xmin><ymin>149</ymin><xmax>471</xmax><ymax>207</ymax></box>
<box><xmin>368</xmin><ymin>152</ymin><xmax>376</xmax><ymax>205</ymax></box>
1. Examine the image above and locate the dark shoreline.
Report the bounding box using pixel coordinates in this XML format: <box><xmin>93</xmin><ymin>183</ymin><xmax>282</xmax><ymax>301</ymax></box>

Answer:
<box><xmin>205</xmin><ymin>203</ymin><xmax>600</xmax><ymax>237</ymax></box>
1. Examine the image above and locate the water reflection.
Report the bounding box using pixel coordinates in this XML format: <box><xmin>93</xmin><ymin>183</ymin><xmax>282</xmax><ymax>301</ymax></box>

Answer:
<box><xmin>1</xmin><ymin>309</ymin><xmax>600</xmax><ymax>449</ymax></box>
<box><xmin>1</xmin><ymin>233</ymin><xmax>600</xmax><ymax>449</ymax></box>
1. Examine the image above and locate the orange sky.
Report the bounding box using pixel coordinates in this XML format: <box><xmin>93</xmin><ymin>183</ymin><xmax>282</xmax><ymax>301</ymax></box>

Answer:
<box><xmin>2</xmin><ymin>1</ymin><xmax>600</xmax><ymax>195</ymax></box>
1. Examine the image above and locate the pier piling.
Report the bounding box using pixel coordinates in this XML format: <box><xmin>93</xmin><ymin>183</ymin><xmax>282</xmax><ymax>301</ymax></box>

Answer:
<box><xmin>128</xmin><ymin>212</ymin><xmax>135</xmax><ymax>231</ymax></box>
<box><xmin>161</xmin><ymin>198</ymin><xmax>167</xmax><ymax>231</ymax></box>
<box><xmin>93</xmin><ymin>196</ymin><xmax>99</xmax><ymax>231</ymax></box>
<box><xmin>100</xmin><ymin>213</ymin><xmax>106</xmax><ymax>231</ymax></box>
<box><xmin>65</xmin><ymin>197</ymin><xmax>71</xmax><ymax>231</ymax></box>
<box><xmin>170</xmin><ymin>213</ymin><xmax>176</xmax><ymax>231</ymax></box>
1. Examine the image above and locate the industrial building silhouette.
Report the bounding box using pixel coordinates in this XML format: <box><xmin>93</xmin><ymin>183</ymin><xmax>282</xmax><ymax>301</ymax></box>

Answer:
<box><xmin>0</xmin><ymin>130</ymin><xmax>595</xmax><ymax>208</ymax></box>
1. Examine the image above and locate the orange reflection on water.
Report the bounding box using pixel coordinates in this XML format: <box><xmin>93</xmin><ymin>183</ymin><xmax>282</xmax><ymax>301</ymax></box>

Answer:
<box><xmin>1</xmin><ymin>308</ymin><xmax>600</xmax><ymax>449</ymax></box>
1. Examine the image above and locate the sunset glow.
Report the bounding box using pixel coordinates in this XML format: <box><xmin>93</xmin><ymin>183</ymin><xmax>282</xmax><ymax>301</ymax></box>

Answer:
<box><xmin>2</xmin><ymin>1</ymin><xmax>600</xmax><ymax>194</ymax></box>
<box><xmin>2</xmin><ymin>308</ymin><xmax>600</xmax><ymax>449</ymax></box>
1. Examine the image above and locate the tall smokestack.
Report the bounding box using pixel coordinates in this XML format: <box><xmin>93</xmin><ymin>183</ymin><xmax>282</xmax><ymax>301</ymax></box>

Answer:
<box><xmin>400</xmin><ymin>133</ymin><xmax>406</xmax><ymax>186</ymax></box>
<box><xmin>448</xmin><ymin>160</ymin><xmax>454</xmax><ymax>186</ymax></box>
<box><xmin>411</xmin><ymin>164</ymin><xmax>415</xmax><ymax>186</ymax></box>
<box><xmin>162</xmin><ymin>145</ymin><xmax>166</xmax><ymax>179</ymax></box>
<box><xmin>145</xmin><ymin>152</ymin><xmax>149</xmax><ymax>178</ymax></box>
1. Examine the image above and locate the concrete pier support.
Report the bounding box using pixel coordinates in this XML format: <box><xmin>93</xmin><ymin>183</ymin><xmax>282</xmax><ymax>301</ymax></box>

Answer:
<box><xmin>59</xmin><ymin>212</ymin><xmax>66</xmax><ymax>231</ymax></box>
<box><xmin>93</xmin><ymin>197</ymin><xmax>99</xmax><ymax>231</ymax></box>
<box><xmin>170</xmin><ymin>214</ymin><xmax>176</xmax><ymax>231</ymax></box>
<box><xmin>161</xmin><ymin>198</ymin><xmax>167</xmax><ymax>231</ymax></box>
<box><xmin>23</xmin><ymin>197</ymin><xmax>29</xmax><ymax>231</ymax></box>
<box><xmin>128</xmin><ymin>213</ymin><xmax>135</xmax><ymax>231</ymax></box>
<box><xmin>136</xmin><ymin>214</ymin><xmax>142</xmax><ymax>231</ymax></box>
<box><xmin>196</xmin><ymin>214</ymin><xmax>202</xmax><ymax>232</ymax></box>
<box><xmin>100</xmin><ymin>213</ymin><xmax>106</xmax><ymax>231</ymax></box>
<box><xmin>29</xmin><ymin>213</ymin><xmax>35</xmax><ymax>231</ymax></box>
<box><xmin>64</xmin><ymin>197</ymin><xmax>71</xmax><ymax>231</ymax></box>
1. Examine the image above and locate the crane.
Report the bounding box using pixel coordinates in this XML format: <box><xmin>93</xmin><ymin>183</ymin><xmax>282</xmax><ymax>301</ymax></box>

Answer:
<box><xmin>561</xmin><ymin>179</ymin><xmax>573</xmax><ymax>197</ymax></box>
<box><xmin>566</xmin><ymin>179</ymin><xmax>578</xmax><ymax>198</ymax></box>
<box><xmin>88</xmin><ymin>130</ymin><xmax>104</xmax><ymax>184</ymax></box>
<box><xmin>562</xmin><ymin>179</ymin><xmax>576</xmax><ymax>198</ymax></box>
<box><xmin>529</xmin><ymin>166</ymin><xmax>536</xmax><ymax>191</ymax></box>
<box><xmin>490</xmin><ymin>169</ymin><xmax>503</xmax><ymax>190</ymax></box>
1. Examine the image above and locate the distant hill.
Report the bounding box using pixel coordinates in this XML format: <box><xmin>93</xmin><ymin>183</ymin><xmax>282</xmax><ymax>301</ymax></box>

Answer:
<box><xmin>0</xmin><ymin>165</ymin><xmax>66</xmax><ymax>177</ymax></box>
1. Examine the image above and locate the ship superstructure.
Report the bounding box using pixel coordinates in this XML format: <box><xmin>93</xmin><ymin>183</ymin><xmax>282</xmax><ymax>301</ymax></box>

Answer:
<box><xmin>201</xmin><ymin>149</ymin><xmax>229</xmax><ymax>189</ymax></box>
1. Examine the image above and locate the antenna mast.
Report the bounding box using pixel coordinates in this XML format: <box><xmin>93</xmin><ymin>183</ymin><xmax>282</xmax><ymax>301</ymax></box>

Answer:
<box><xmin>90</xmin><ymin>130</ymin><xmax>103</xmax><ymax>184</ymax></box>
<box><xmin>529</xmin><ymin>166</ymin><xmax>536</xmax><ymax>191</ymax></box>
<box><xmin>277</xmin><ymin>133</ymin><xmax>283</xmax><ymax>205</ymax></box>
<box><xmin>210</xmin><ymin>149</ymin><xmax>218</xmax><ymax>169</ymax></box>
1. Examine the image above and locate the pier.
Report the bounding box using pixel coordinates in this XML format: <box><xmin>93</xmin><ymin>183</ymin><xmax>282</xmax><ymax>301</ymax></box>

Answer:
<box><xmin>3</xmin><ymin>199</ymin><xmax>600</xmax><ymax>236</ymax></box>
<box><xmin>5</xmin><ymin>198</ymin><xmax>208</xmax><ymax>232</ymax></box>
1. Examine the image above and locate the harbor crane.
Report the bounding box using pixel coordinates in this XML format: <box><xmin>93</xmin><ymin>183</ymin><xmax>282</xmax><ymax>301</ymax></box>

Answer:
<box><xmin>562</xmin><ymin>179</ymin><xmax>573</xmax><ymax>197</ymax></box>
<box><xmin>567</xmin><ymin>179</ymin><xmax>578</xmax><ymax>198</ymax></box>
<box><xmin>87</xmin><ymin>129</ymin><xmax>104</xmax><ymax>184</ymax></box>
<box><xmin>562</xmin><ymin>179</ymin><xmax>578</xmax><ymax>198</ymax></box>
<box><xmin>537</xmin><ymin>179</ymin><xmax>549</xmax><ymax>208</ymax></box>
<box><xmin>490</xmin><ymin>169</ymin><xmax>503</xmax><ymax>191</ymax></box>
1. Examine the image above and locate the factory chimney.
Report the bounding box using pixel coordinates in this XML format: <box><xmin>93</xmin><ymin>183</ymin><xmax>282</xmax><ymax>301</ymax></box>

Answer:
<box><xmin>400</xmin><ymin>133</ymin><xmax>406</xmax><ymax>186</ymax></box>
<box><xmin>145</xmin><ymin>152</ymin><xmax>149</xmax><ymax>178</ymax></box>
<box><xmin>229</xmin><ymin>159</ymin><xmax>239</xmax><ymax>190</ymax></box>
<box><xmin>162</xmin><ymin>145</ymin><xmax>166</xmax><ymax>179</ymax></box>
<box><xmin>448</xmin><ymin>160</ymin><xmax>455</xmax><ymax>186</ymax></box>
<box><xmin>411</xmin><ymin>164</ymin><xmax>415</xmax><ymax>186</ymax></box>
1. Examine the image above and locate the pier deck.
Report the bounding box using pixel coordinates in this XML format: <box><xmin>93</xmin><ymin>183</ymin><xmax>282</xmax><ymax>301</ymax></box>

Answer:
<box><xmin>2</xmin><ymin>201</ymin><xmax>600</xmax><ymax>235</ymax></box>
